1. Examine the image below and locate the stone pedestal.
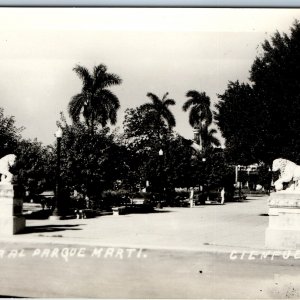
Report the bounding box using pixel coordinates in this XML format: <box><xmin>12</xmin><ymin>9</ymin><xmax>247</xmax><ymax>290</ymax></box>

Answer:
<box><xmin>266</xmin><ymin>192</ymin><xmax>300</xmax><ymax>249</ymax></box>
<box><xmin>0</xmin><ymin>184</ymin><xmax>26</xmax><ymax>235</ymax></box>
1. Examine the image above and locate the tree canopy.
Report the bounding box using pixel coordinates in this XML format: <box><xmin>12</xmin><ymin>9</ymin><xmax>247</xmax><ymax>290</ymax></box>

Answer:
<box><xmin>0</xmin><ymin>108</ymin><xmax>23</xmax><ymax>157</ymax></box>
<box><xmin>122</xmin><ymin>106</ymin><xmax>195</xmax><ymax>193</ymax></box>
<box><xmin>13</xmin><ymin>139</ymin><xmax>55</xmax><ymax>195</ymax></box>
<box><xmin>215</xmin><ymin>21</ymin><xmax>300</xmax><ymax>165</ymax></box>
<box><xmin>57</xmin><ymin>121</ymin><xmax>127</xmax><ymax>200</ymax></box>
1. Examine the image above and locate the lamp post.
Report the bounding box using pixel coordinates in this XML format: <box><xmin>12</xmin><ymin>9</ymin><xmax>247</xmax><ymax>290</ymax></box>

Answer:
<box><xmin>158</xmin><ymin>149</ymin><xmax>164</xmax><ymax>204</ymax></box>
<box><xmin>269</xmin><ymin>167</ymin><xmax>273</xmax><ymax>194</ymax></box>
<box><xmin>200</xmin><ymin>157</ymin><xmax>207</xmax><ymax>204</ymax></box>
<box><xmin>50</xmin><ymin>127</ymin><xmax>63</xmax><ymax>219</ymax></box>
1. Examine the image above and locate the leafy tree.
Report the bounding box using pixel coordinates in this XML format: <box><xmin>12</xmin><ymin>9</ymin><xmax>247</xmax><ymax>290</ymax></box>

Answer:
<box><xmin>215</xmin><ymin>81</ymin><xmax>260</xmax><ymax>164</ymax></box>
<box><xmin>215</xmin><ymin>21</ymin><xmax>300</xmax><ymax>164</ymax></box>
<box><xmin>13</xmin><ymin>139</ymin><xmax>55</xmax><ymax>195</ymax></box>
<box><xmin>123</xmin><ymin>106</ymin><xmax>168</xmax><ymax>140</ymax></box>
<box><xmin>0</xmin><ymin>107</ymin><xmax>23</xmax><ymax>157</ymax></box>
<box><xmin>166</xmin><ymin>134</ymin><xmax>197</xmax><ymax>189</ymax></box>
<box><xmin>0</xmin><ymin>107</ymin><xmax>55</xmax><ymax>196</ymax></box>
<box><xmin>201</xmin><ymin>149</ymin><xmax>232</xmax><ymax>189</ymax></box>
<box><xmin>122</xmin><ymin>106</ymin><xmax>169</xmax><ymax>191</ymax></box>
<box><xmin>68</xmin><ymin>64</ymin><xmax>122</xmax><ymax>133</ymax></box>
<box><xmin>58</xmin><ymin>121</ymin><xmax>127</xmax><ymax>204</ymax></box>
<box><xmin>122</xmin><ymin>107</ymin><xmax>194</xmax><ymax>194</ymax></box>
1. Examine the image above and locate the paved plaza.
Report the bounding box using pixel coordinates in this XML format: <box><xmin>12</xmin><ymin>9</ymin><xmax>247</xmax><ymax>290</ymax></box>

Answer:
<box><xmin>1</xmin><ymin>195</ymin><xmax>300</xmax><ymax>298</ymax></box>
<box><xmin>4</xmin><ymin>194</ymin><xmax>269</xmax><ymax>251</ymax></box>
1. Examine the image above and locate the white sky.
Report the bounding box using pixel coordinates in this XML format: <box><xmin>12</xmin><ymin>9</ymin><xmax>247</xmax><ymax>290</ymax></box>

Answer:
<box><xmin>0</xmin><ymin>8</ymin><xmax>299</xmax><ymax>144</ymax></box>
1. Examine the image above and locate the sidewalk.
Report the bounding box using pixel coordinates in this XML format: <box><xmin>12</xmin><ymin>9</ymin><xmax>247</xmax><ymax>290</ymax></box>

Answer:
<box><xmin>0</xmin><ymin>194</ymin><xmax>272</xmax><ymax>252</ymax></box>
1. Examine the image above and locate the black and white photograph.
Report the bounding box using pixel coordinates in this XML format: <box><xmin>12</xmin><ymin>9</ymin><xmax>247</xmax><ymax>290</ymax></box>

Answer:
<box><xmin>0</xmin><ymin>6</ymin><xmax>300</xmax><ymax>298</ymax></box>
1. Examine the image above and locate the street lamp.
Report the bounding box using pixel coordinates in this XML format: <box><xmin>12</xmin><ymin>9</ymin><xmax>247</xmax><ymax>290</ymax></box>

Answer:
<box><xmin>158</xmin><ymin>149</ymin><xmax>164</xmax><ymax>205</ymax></box>
<box><xmin>50</xmin><ymin>127</ymin><xmax>63</xmax><ymax>220</ymax></box>
<box><xmin>268</xmin><ymin>167</ymin><xmax>273</xmax><ymax>194</ymax></box>
<box><xmin>200</xmin><ymin>157</ymin><xmax>207</xmax><ymax>204</ymax></box>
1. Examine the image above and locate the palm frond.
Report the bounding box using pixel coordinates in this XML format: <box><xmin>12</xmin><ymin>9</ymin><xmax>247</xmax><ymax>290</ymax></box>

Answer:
<box><xmin>73</xmin><ymin>65</ymin><xmax>93</xmax><ymax>91</ymax></box>
<box><xmin>186</xmin><ymin>90</ymin><xmax>211</xmax><ymax>107</ymax></box>
<box><xmin>68</xmin><ymin>93</ymin><xmax>86</xmax><ymax>123</ymax></box>
<box><xmin>164</xmin><ymin>99</ymin><xmax>176</xmax><ymax>107</ymax></box>
<box><xmin>161</xmin><ymin>92</ymin><xmax>169</xmax><ymax>102</ymax></box>
<box><xmin>95</xmin><ymin>105</ymin><xmax>109</xmax><ymax>128</ymax></box>
<box><xmin>146</xmin><ymin>93</ymin><xmax>161</xmax><ymax>107</ymax></box>
<box><xmin>186</xmin><ymin>90</ymin><xmax>200</xmax><ymax>99</ymax></box>
<box><xmin>99</xmin><ymin>72</ymin><xmax>122</xmax><ymax>88</ymax></box>
<box><xmin>202</xmin><ymin>127</ymin><xmax>221</xmax><ymax>147</ymax></box>
<box><xmin>200</xmin><ymin>106</ymin><xmax>213</xmax><ymax>125</ymax></box>
<box><xmin>162</xmin><ymin>108</ymin><xmax>176</xmax><ymax>128</ymax></box>
<box><xmin>93</xmin><ymin>64</ymin><xmax>122</xmax><ymax>88</ymax></box>
<box><xmin>108</xmin><ymin>109</ymin><xmax>118</xmax><ymax>125</ymax></box>
<box><xmin>95</xmin><ymin>89</ymin><xmax>121</xmax><ymax>110</ymax></box>
<box><xmin>189</xmin><ymin>106</ymin><xmax>201</xmax><ymax>128</ymax></box>
<box><xmin>182</xmin><ymin>98</ymin><xmax>195</xmax><ymax>111</ymax></box>
<box><xmin>93</xmin><ymin>64</ymin><xmax>107</xmax><ymax>77</ymax></box>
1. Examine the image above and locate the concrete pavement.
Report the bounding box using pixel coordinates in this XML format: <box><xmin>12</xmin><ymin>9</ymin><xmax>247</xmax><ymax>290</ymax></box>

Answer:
<box><xmin>2</xmin><ymin>195</ymin><xmax>300</xmax><ymax>298</ymax></box>
<box><xmin>1</xmin><ymin>243</ymin><xmax>299</xmax><ymax>298</ymax></box>
<box><xmin>1</xmin><ymin>194</ymin><xmax>270</xmax><ymax>252</ymax></box>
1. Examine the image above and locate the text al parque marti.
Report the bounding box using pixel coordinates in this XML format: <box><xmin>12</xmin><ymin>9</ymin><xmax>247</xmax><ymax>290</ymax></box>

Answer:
<box><xmin>0</xmin><ymin>247</ymin><xmax>147</xmax><ymax>261</ymax></box>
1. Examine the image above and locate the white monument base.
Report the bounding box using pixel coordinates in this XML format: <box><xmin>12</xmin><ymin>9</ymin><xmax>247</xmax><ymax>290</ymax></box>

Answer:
<box><xmin>266</xmin><ymin>192</ymin><xmax>300</xmax><ymax>249</ymax></box>
<box><xmin>0</xmin><ymin>184</ymin><xmax>26</xmax><ymax>235</ymax></box>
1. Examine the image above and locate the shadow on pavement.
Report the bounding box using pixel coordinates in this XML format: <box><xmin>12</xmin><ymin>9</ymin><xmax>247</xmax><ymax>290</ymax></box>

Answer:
<box><xmin>0</xmin><ymin>296</ymin><xmax>27</xmax><ymax>298</ymax></box>
<box><xmin>224</xmin><ymin>200</ymin><xmax>249</xmax><ymax>204</ymax></box>
<box><xmin>151</xmin><ymin>209</ymin><xmax>172</xmax><ymax>213</ymax></box>
<box><xmin>23</xmin><ymin>209</ymin><xmax>52</xmax><ymax>220</ymax></box>
<box><xmin>22</xmin><ymin>224</ymin><xmax>84</xmax><ymax>234</ymax></box>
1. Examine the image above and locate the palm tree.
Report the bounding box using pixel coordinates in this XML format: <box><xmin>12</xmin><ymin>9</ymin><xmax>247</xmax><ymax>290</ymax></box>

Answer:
<box><xmin>68</xmin><ymin>64</ymin><xmax>122</xmax><ymax>133</ymax></box>
<box><xmin>140</xmin><ymin>92</ymin><xmax>176</xmax><ymax>130</ymax></box>
<box><xmin>182</xmin><ymin>90</ymin><xmax>213</xmax><ymax>149</ymax></box>
<box><xmin>183</xmin><ymin>90</ymin><xmax>212</xmax><ymax>128</ymax></box>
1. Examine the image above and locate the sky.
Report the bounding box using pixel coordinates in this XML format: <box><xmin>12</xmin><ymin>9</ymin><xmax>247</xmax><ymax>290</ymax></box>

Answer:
<box><xmin>0</xmin><ymin>8</ymin><xmax>299</xmax><ymax>145</ymax></box>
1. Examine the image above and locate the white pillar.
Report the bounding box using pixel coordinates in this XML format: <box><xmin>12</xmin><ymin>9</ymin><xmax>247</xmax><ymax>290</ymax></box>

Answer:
<box><xmin>0</xmin><ymin>184</ymin><xmax>26</xmax><ymax>235</ymax></box>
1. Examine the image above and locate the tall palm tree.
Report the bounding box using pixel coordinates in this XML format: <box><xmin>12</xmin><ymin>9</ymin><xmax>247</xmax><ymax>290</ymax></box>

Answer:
<box><xmin>68</xmin><ymin>64</ymin><xmax>122</xmax><ymax>133</ymax></box>
<box><xmin>182</xmin><ymin>90</ymin><xmax>212</xmax><ymax>129</ymax></box>
<box><xmin>140</xmin><ymin>92</ymin><xmax>176</xmax><ymax>130</ymax></box>
<box><xmin>182</xmin><ymin>90</ymin><xmax>213</xmax><ymax>149</ymax></box>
